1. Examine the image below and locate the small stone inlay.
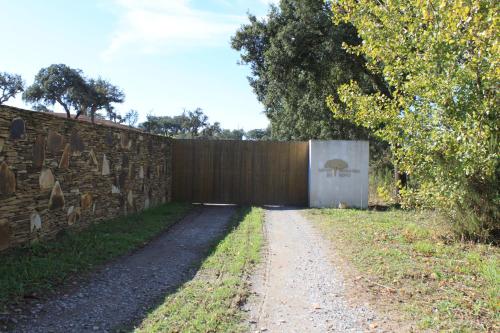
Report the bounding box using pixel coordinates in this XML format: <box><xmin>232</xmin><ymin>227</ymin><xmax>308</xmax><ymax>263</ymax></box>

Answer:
<box><xmin>70</xmin><ymin>129</ymin><xmax>85</xmax><ymax>156</ymax></box>
<box><xmin>67</xmin><ymin>206</ymin><xmax>81</xmax><ymax>225</ymax></box>
<box><xmin>105</xmin><ymin>131</ymin><xmax>113</xmax><ymax>146</ymax></box>
<box><xmin>127</xmin><ymin>190</ymin><xmax>134</xmax><ymax>208</ymax></box>
<box><xmin>120</xmin><ymin>133</ymin><xmax>129</xmax><ymax>149</ymax></box>
<box><xmin>139</xmin><ymin>165</ymin><xmax>144</xmax><ymax>179</ymax></box>
<box><xmin>81</xmin><ymin>193</ymin><xmax>93</xmax><ymax>210</ymax></box>
<box><xmin>48</xmin><ymin>181</ymin><xmax>65</xmax><ymax>210</ymax></box>
<box><xmin>32</xmin><ymin>134</ymin><xmax>46</xmax><ymax>168</ymax></box>
<box><xmin>102</xmin><ymin>154</ymin><xmax>110</xmax><ymax>176</ymax></box>
<box><xmin>89</xmin><ymin>149</ymin><xmax>99</xmax><ymax>171</ymax></box>
<box><xmin>39</xmin><ymin>167</ymin><xmax>55</xmax><ymax>190</ymax></box>
<box><xmin>10</xmin><ymin>118</ymin><xmax>26</xmax><ymax>140</ymax></box>
<box><xmin>59</xmin><ymin>144</ymin><xmax>71</xmax><ymax>169</ymax></box>
<box><xmin>0</xmin><ymin>161</ymin><xmax>16</xmax><ymax>195</ymax></box>
<box><xmin>30</xmin><ymin>212</ymin><xmax>42</xmax><ymax>232</ymax></box>
<box><xmin>47</xmin><ymin>130</ymin><xmax>64</xmax><ymax>155</ymax></box>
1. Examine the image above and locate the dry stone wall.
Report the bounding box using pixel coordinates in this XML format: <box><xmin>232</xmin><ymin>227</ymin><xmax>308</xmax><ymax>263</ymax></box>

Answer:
<box><xmin>0</xmin><ymin>106</ymin><xmax>172</xmax><ymax>251</ymax></box>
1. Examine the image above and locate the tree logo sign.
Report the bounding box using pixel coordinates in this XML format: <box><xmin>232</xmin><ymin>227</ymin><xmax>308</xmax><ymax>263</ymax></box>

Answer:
<box><xmin>319</xmin><ymin>159</ymin><xmax>360</xmax><ymax>178</ymax></box>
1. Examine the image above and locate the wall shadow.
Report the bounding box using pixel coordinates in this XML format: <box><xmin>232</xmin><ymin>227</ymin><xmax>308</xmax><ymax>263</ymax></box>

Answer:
<box><xmin>115</xmin><ymin>205</ymin><xmax>249</xmax><ymax>332</ymax></box>
<box><xmin>8</xmin><ymin>205</ymin><xmax>246</xmax><ymax>333</ymax></box>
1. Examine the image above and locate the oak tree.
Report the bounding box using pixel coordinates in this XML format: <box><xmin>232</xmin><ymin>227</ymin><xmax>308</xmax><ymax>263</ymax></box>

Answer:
<box><xmin>23</xmin><ymin>64</ymin><xmax>86</xmax><ymax>118</ymax></box>
<box><xmin>0</xmin><ymin>72</ymin><xmax>24</xmax><ymax>105</ymax></box>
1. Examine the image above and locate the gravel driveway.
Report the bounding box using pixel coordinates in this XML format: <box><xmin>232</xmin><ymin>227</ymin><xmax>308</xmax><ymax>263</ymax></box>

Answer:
<box><xmin>8</xmin><ymin>205</ymin><xmax>236</xmax><ymax>333</ymax></box>
<box><xmin>247</xmin><ymin>207</ymin><xmax>381</xmax><ymax>333</ymax></box>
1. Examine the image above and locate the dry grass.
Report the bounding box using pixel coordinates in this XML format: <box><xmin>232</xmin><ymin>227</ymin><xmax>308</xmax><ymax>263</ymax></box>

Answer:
<box><xmin>307</xmin><ymin>208</ymin><xmax>499</xmax><ymax>332</ymax></box>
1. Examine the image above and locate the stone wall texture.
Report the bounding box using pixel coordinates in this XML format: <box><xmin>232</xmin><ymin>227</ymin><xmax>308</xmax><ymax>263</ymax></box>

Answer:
<box><xmin>0</xmin><ymin>106</ymin><xmax>172</xmax><ymax>251</ymax></box>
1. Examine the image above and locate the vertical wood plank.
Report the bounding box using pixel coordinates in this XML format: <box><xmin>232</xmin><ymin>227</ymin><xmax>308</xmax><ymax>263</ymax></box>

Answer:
<box><xmin>171</xmin><ymin>139</ymin><xmax>309</xmax><ymax>206</ymax></box>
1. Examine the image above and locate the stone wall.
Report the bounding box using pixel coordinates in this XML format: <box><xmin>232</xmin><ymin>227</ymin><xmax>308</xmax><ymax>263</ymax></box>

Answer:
<box><xmin>0</xmin><ymin>106</ymin><xmax>172</xmax><ymax>251</ymax></box>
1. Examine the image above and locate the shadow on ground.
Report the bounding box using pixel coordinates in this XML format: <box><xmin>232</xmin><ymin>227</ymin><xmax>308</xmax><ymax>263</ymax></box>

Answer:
<box><xmin>9</xmin><ymin>205</ymin><xmax>240</xmax><ymax>333</ymax></box>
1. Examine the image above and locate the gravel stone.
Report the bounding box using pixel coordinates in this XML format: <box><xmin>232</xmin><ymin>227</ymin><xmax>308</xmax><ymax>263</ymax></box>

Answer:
<box><xmin>247</xmin><ymin>208</ymin><xmax>383</xmax><ymax>333</ymax></box>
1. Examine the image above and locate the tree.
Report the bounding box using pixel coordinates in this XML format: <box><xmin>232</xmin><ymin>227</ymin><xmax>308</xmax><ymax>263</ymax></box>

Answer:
<box><xmin>24</xmin><ymin>65</ymin><xmax>125</xmax><ymax>122</ymax></box>
<box><xmin>0</xmin><ymin>72</ymin><xmax>24</xmax><ymax>105</ymax></box>
<box><xmin>182</xmin><ymin>108</ymin><xmax>209</xmax><ymax>137</ymax></box>
<box><xmin>122</xmin><ymin>109</ymin><xmax>139</xmax><ymax>127</ymax></box>
<box><xmin>246</xmin><ymin>127</ymin><xmax>271</xmax><ymax>141</ymax></box>
<box><xmin>23</xmin><ymin>64</ymin><xmax>87</xmax><ymax>118</ymax></box>
<box><xmin>231</xmin><ymin>0</ymin><xmax>390</xmax><ymax>141</ymax></box>
<box><xmin>75</xmin><ymin>78</ymin><xmax>125</xmax><ymax>123</ymax></box>
<box><xmin>32</xmin><ymin>104</ymin><xmax>52</xmax><ymax>112</ymax></box>
<box><xmin>217</xmin><ymin>129</ymin><xmax>245</xmax><ymax>140</ymax></box>
<box><xmin>330</xmin><ymin>0</ymin><xmax>499</xmax><ymax>240</ymax></box>
<box><xmin>201</xmin><ymin>122</ymin><xmax>223</xmax><ymax>138</ymax></box>
<box><xmin>140</xmin><ymin>114</ymin><xmax>187</xmax><ymax>137</ymax></box>
<box><xmin>139</xmin><ymin>109</ymin><xmax>249</xmax><ymax>141</ymax></box>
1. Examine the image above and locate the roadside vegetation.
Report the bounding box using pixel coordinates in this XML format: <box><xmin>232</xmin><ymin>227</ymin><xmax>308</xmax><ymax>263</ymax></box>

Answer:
<box><xmin>0</xmin><ymin>203</ymin><xmax>191</xmax><ymax>308</ymax></box>
<box><xmin>136</xmin><ymin>207</ymin><xmax>264</xmax><ymax>333</ymax></box>
<box><xmin>235</xmin><ymin>0</ymin><xmax>499</xmax><ymax>241</ymax></box>
<box><xmin>308</xmin><ymin>209</ymin><xmax>499</xmax><ymax>332</ymax></box>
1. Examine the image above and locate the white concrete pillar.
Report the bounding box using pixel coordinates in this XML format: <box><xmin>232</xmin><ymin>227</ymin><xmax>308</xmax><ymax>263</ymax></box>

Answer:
<box><xmin>308</xmin><ymin>140</ymin><xmax>369</xmax><ymax>209</ymax></box>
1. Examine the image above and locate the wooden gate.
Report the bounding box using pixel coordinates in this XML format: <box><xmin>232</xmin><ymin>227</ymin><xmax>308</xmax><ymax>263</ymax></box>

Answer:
<box><xmin>172</xmin><ymin>140</ymin><xmax>309</xmax><ymax>206</ymax></box>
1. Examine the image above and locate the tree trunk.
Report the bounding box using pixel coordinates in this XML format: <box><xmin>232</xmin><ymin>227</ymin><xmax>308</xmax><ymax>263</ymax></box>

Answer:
<box><xmin>90</xmin><ymin>107</ymin><xmax>97</xmax><ymax>124</ymax></box>
<box><xmin>394</xmin><ymin>166</ymin><xmax>408</xmax><ymax>198</ymax></box>
<box><xmin>56</xmin><ymin>98</ymin><xmax>71</xmax><ymax>118</ymax></box>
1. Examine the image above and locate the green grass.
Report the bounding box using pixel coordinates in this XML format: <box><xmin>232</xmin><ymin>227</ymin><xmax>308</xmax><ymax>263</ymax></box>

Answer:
<box><xmin>0</xmin><ymin>202</ymin><xmax>192</xmax><ymax>308</ymax></box>
<box><xmin>135</xmin><ymin>207</ymin><xmax>264</xmax><ymax>333</ymax></box>
<box><xmin>307</xmin><ymin>208</ymin><xmax>499</xmax><ymax>332</ymax></box>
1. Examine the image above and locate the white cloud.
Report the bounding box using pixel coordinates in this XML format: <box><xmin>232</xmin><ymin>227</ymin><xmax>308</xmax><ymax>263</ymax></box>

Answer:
<box><xmin>102</xmin><ymin>0</ymin><xmax>245</xmax><ymax>59</ymax></box>
<box><xmin>260</xmin><ymin>0</ymin><xmax>279</xmax><ymax>4</ymax></box>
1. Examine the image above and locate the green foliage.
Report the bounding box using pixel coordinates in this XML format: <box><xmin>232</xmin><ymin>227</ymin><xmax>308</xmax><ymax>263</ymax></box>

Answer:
<box><xmin>329</xmin><ymin>0</ymin><xmax>499</xmax><ymax>240</ymax></box>
<box><xmin>23</xmin><ymin>64</ymin><xmax>125</xmax><ymax>122</ymax></box>
<box><xmin>245</xmin><ymin>127</ymin><xmax>271</xmax><ymax>141</ymax></box>
<box><xmin>231</xmin><ymin>0</ymin><xmax>390</xmax><ymax>142</ymax></box>
<box><xmin>23</xmin><ymin>64</ymin><xmax>87</xmax><ymax>118</ymax></box>
<box><xmin>0</xmin><ymin>203</ymin><xmax>191</xmax><ymax>308</ymax></box>
<box><xmin>140</xmin><ymin>108</ymin><xmax>208</xmax><ymax>138</ymax></box>
<box><xmin>139</xmin><ymin>108</ymin><xmax>266</xmax><ymax>141</ymax></box>
<box><xmin>76</xmin><ymin>77</ymin><xmax>125</xmax><ymax>122</ymax></box>
<box><xmin>122</xmin><ymin>109</ymin><xmax>139</xmax><ymax>127</ymax></box>
<box><xmin>136</xmin><ymin>207</ymin><xmax>264</xmax><ymax>333</ymax></box>
<box><xmin>215</xmin><ymin>128</ymin><xmax>246</xmax><ymax>140</ymax></box>
<box><xmin>0</xmin><ymin>71</ymin><xmax>24</xmax><ymax>105</ymax></box>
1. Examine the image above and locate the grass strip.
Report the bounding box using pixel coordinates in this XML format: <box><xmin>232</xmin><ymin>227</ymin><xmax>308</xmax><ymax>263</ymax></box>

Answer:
<box><xmin>307</xmin><ymin>209</ymin><xmax>499</xmax><ymax>332</ymax></box>
<box><xmin>135</xmin><ymin>206</ymin><xmax>264</xmax><ymax>333</ymax></box>
<box><xmin>0</xmin><ymin>202</ymin><xmax>192</xmax><ymax>308</ymax></box>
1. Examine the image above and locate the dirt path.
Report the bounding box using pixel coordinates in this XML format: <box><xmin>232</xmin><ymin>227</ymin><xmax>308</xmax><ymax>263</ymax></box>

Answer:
<box><xmin>247</xmin><ymin>208</ymin><xmax>381</xmax><ymax>333</ymax></box>
<box><xmin>9</xmin><ymin>206</ymin><xmax>236</xmax><ymax>333</ymax></box>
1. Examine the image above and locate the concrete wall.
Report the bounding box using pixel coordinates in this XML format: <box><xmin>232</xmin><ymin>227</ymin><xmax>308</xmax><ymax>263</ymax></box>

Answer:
<box><xmin>309</xmin><ymin>140</ymin><xmax>369</xmax><ymax>209</ymax></box>
<box><xmin>0</xmin><ymin>106</ymin><xmax>172</xmax><ymax>251</ymax></box>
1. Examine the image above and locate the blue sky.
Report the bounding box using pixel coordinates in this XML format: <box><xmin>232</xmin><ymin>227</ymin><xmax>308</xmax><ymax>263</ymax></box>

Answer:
<box><xmin>0</xmin><ymin>0</ymin><xmax>277</xmax><ymax>130</ymax></box>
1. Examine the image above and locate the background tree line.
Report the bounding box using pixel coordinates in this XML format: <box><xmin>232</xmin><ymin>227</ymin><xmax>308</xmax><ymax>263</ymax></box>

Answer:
<box><xmin>139</xmin><ymin>108</ymin><xmax>271</xmax><ymax>140</ymax></box>
<box><xmin>0</xmin><ymin>66</ymin><xmax>270</xmax><ymax>140</ymax></box>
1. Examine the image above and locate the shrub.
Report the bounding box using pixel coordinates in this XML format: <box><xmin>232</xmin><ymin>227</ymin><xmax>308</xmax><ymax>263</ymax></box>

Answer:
<box><xmin>328</xmin><ymin>0</ymin><xmax>499</xmax><ymax>241</ymax></box>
